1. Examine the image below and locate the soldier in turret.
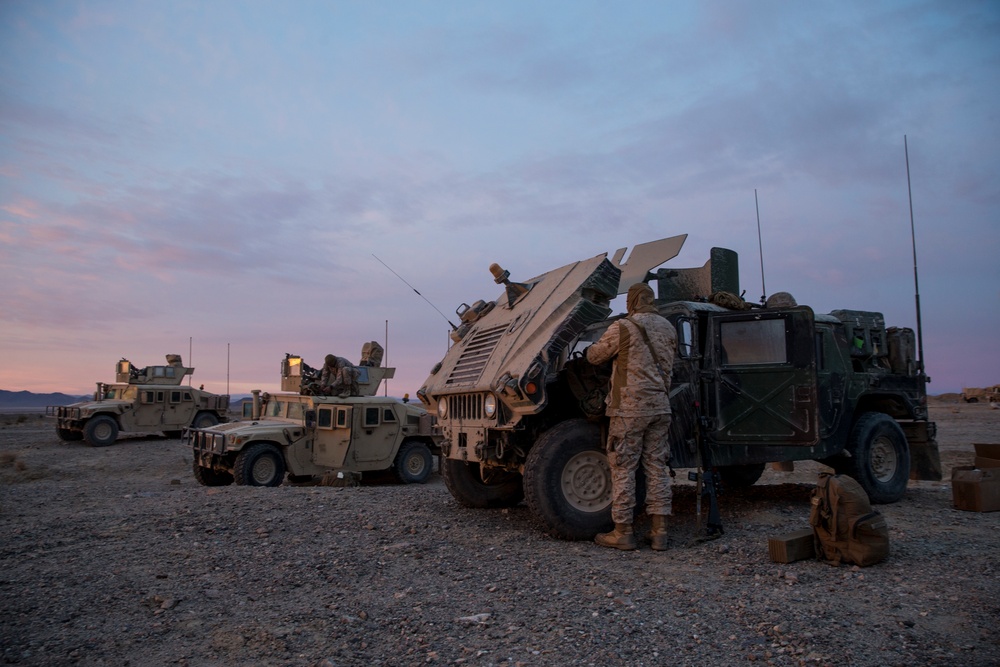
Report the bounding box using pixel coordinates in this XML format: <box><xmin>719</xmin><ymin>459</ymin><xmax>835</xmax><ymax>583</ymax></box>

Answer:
<box><xmin>319</xmin><ymin>354</ymin><xmax>359</xmax><ymax>397</ymax></box>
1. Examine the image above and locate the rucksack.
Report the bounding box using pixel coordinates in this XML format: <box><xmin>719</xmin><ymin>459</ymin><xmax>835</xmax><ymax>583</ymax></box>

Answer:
<box><xmin>809</xmin><ymin>473</ymin><xmax>890</xmax><ymax>567</ymax></box>
<box><xmin>709</xmin><ymin>291</ymin><xmax>752</xmax><ymax>311</ymax></box>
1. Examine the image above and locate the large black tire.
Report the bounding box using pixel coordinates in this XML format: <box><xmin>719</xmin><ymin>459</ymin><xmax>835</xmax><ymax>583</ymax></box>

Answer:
<box><xmin>523</xmin><ymin>419</ymin><xmax>613</xmax><ymax>541</ymax></box>
<box><xmin>442</xmin><ymin>459</ymin><xmax>524</xmax><ymax>508</ymax></box>
<box><xmin>393</xmin><ymin>440</ymin><xmax>434</xmax><ymax>484</ymax></box>
<box><xmin>192</xmin><ymin>412</ymin><xmax>220</xmax><ymax>429</ymax></box>
<box><xmin>718</xmin><ymin>463</ymin><xmax>766</xmax><ymax>490</ymax></box>
<box><xmin>193</xmin><ymin>462</ymin><xmax>234</xmax><ymax>487</ymax></box>
<box><xmin>843</xmin><ymin>412</ymin><xmax>910</xmax><ymax>504</ymax></box>
<box><xmin>83</xmin><ymin>416</ymin><xmax>119</xmax><ymax>447</ymax></box>
<box><xmin>57</xmin><ymin>427</ymin><xmax>84</xmax><ymax>442</ymax></box>
<box><xmin>233</xmin><ymin>443</ymin><xmax>286</xmax><ymax>487</ymax></box>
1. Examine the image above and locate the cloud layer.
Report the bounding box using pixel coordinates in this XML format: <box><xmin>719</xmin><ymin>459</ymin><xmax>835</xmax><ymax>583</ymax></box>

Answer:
<box><xmin>1</xmin><ymin>0</ymin><xmax>998</xmax><ymax>395</ymax></box>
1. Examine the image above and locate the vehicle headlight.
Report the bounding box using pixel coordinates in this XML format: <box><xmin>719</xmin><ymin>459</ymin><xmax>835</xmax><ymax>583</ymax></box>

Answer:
<box><xmin>437</xmin><ymin>397</ymin><xmax>448</xmax><ymax>419</ymax></box>
<box><xmin>483</xmin><ymin>393</ymin><xmax>497</xmax><ymax>418</ymax></box>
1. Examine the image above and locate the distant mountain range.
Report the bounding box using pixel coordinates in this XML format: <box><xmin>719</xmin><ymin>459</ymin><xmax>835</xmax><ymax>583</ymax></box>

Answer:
<box><xmin>0</xmin><ymin>390</ymin><xmax>90</xmax><ymax>408</ymax></box>
<box><xmin>0</xmin><ymin>390</ymin><xmax>252</xmax><ymax>409</ymax></box>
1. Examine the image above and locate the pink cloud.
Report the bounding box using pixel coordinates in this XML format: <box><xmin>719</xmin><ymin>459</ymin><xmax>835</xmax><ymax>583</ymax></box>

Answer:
<box><xmin>1</xmin><ymin>199</ymin><xmax>41</xmax><ymax>219</ymax></box>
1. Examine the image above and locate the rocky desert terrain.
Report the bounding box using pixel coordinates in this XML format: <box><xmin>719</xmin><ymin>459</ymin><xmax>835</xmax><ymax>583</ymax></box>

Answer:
<box><xmin>1</xmin><ymin>400</ymin><xmax>998</xmax><ymax>666</ymax></box>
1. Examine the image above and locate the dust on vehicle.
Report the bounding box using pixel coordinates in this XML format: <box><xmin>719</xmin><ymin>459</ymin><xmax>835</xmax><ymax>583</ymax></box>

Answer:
<box><xmin>417</xmin><ymin>235</ymin><xmax>942</xmax><ymax>540</ymax></box>
<box><xmin>48</xmin><ymin>355</ymin><xmax>229</xmax><ymax>447</ymax></box>
<box><xmin>187</xmin><ymin>342</ymin><xmax>442</xmax><ymax>487</ymax></box>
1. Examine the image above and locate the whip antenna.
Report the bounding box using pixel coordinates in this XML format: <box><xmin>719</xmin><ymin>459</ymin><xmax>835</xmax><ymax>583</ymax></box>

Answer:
<box><xmin>755</xmin><ymin>189</ymin><xmax>767</xmax><ymax>305</ymax></box>
<box><xmin>904</xmin><ymin>135</ymin><xmax>926</xmax><ymax>376</ymax></box>
<box><xmin>372</xmin><ymin>254</ymin><xmax>457</xmax><ymax>329</ymax></box>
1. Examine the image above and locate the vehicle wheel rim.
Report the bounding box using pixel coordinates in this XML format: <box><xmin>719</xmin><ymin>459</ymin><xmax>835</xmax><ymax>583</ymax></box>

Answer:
<box><xmin>870</xmin><ymin>435</ymin><xmax>898</xmax><ymax>482</ymax></box>
<box><xmin>252</xmin><ymin>457</ymin><xmax>277</xmax><ymax>484</ymax></box>
<box><xmin>405</xmin><ymin>454</ymin><xmax>426</xmax><ymax>477</ymax></box>
<box><xmin>94</xmin><ymin>422</ymin><xmax>113</xmax><ymax>440</ymax></box>
<box><xmin>561</xmin><ymin>451</ymin><xmax>611</xmax><ymax>512</ymax></box>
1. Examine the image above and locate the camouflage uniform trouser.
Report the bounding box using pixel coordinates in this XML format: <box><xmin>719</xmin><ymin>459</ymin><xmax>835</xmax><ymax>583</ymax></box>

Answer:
<box><xmin>324</xmin><ymin>367</ymin><xmax>358</xmax><ymax>395</ymax></box>
<box><xmin>607</xmin><ymin>413</ymin><xmax>672</xmax><ymax>524</ymax></box>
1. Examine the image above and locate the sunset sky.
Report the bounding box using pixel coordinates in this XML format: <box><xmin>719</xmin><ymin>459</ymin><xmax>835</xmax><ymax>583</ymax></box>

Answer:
<box><xmin>2</xmin><ymin>0</ymin><xmax>998</xmax><ymax>398</ymax></box>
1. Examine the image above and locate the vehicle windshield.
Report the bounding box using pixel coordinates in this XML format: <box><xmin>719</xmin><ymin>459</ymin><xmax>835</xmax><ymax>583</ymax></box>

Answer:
<box><xmin>263</xmin><ymin>400</ymin><xmax>285</xmax><ymax>418</ymax></box>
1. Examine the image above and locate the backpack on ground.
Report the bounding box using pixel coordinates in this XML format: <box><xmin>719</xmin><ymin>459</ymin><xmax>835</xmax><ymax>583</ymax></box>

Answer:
<box><xmin>809</xmin><ymin>472</ymin><xmax>889</xmax><ymax>567</ymax></box>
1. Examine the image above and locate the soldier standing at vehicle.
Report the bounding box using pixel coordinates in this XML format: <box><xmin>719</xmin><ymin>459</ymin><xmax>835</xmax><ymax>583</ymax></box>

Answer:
<box><xmin>585</xmin><ymin>282</ymin><xmax>677</xmax><ymax>550</ymax></box>
<box><xmin>319</xmin><ymin>354</ymin><xmax>359</xmax><ymax>397</ymax></box>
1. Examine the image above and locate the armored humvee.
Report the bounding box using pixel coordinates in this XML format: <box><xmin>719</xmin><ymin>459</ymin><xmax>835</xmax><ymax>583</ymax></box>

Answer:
<box><xmin>417</xmin><ymin>235</ymin><xmax>942</xmax><ymax>540</ymax></box>
<box><xmin>187</xmin><ymin>350</ymin><xmax>442</xmax><ymax>487</ymax></box>
<box><xmin>47</xmin><ymin>355</ymin><xmax>230</xmax><ymax>447</ymax></box>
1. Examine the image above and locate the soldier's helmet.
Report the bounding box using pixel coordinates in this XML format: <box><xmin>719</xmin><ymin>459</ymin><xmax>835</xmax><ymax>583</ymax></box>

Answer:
<box><xmin>765</xmin><ymin>292</ymin><xmax>798</xmax><ymax>308</ymax></box>
<box><xmin>325</xmin><ymin>354</ymin><xmax>336</xmax><ymax>365</ymax></box>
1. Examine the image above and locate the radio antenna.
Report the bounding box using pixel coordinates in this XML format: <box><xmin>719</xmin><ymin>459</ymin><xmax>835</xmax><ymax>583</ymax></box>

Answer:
<box><xmin>755</xmin><ymin>189</ymin><xmax>767</xmax><ymax>305</ymax></box>
<box><xmin>372</xmin><ymin>254</ymin><xmax>457</xmax><ymax>329</ymax></box>
<box><xmin>904</xmin><ymin>135</ymin><xmax>926</xmax><ymax>376</ymax></box>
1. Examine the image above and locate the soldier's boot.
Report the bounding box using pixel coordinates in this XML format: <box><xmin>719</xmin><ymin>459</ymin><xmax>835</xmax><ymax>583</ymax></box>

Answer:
<box><xmin>647</xmin><ymin>514</ymin><xmax>669</xmax><ymax>551</ymax></box>
<box><xmin>595</xmin><ymin>523</ymin><xmax>638</xmax><ymax>550</ymax></box>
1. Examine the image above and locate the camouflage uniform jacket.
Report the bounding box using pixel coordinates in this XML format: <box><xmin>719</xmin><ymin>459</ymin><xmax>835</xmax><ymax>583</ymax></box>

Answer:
<box><xmin>585</xmin><ymin>312</ymin><xmax>677</xmax><ymax>417</ymax></box>
<box><xmin>320</xmin><ymin>356</ymin><xmax>355</xmax><ymax>387</ymax></box>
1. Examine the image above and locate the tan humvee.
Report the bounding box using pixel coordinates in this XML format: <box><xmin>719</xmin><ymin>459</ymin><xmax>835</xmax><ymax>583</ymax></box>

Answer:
<box><xmin>961</xmin><ymin>385</ymin><xmax>1000</xmax><ymax>403</ymax></box>
<box><xmin>188</xmin><ymin>349</ymin><xmax>441</xmax><ymax>487</ymax></box>
<box><xmin>48</xmin><ymin>355</ymin><xmax>230</xmax><ymax>446</ymax></box>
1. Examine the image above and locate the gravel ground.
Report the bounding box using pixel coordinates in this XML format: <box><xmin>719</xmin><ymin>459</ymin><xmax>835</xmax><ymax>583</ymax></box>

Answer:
<box><xmin>1</xmin><ymin>401</ymin><xmax>998</xmax><ymax>667</ymax></box>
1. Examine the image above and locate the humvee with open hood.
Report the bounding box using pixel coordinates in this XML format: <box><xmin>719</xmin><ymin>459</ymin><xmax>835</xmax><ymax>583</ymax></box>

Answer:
<box><xmin>417</xmin><ymin>235</ymin><xmax>941</xmax><ymax>540</ymax></box>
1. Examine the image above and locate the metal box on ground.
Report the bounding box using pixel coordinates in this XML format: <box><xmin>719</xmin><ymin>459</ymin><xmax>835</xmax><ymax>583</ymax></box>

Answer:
<box><xmin>952</xmin><ymin>466</ymin><xmax>1000</xmax><ymax>512</ymax></box>
<box><xmin>768</xmin><ymin>528</ymin><xmax>816</xmax><ymax>563</ymax></box>
<box><xmin>973</xmin><ymin>443</ymin><xmax>1000</xmax><ymax>469</ymax></box>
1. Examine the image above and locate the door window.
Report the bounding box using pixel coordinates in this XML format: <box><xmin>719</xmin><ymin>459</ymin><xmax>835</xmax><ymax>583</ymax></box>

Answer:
<box><xmin>720</xmin><ymin>319</ymin><xmax>786</xmax><ymax>365</ymax></box>
<box><xmin>676</xmin><ymin>319</ymin><xmax>695</xmax><ymax>358</ymax></box>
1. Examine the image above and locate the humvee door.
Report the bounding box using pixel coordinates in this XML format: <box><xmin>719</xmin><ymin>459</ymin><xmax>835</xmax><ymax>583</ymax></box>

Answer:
<box><xmin>349</xmin><ymin>404</ymin><xmax>400</xmax><ymax>465</ymax></box>
<box><xmin>164</xmin><ymin>388</ymin><xmax>196</xmax><ymax>426</ymax></box>
<box><xmin>313</xmin><ymin>405</ymin><xmax>353</xmax><ymax>468</ymax></box>
<box><xmin>704</xmin><ymin>307</ymin><xmax>819</xmax><ymax>449</ymax></box>
<box><xmin>135</xmin><ymin>389</ymin><xmax>166</xmax><ymax>426</ymax></box>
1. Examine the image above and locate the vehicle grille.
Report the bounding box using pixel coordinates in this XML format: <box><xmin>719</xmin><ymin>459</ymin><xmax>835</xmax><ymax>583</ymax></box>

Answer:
<box><xmin>58</xmin><ymin>407</ymin><xmax>81</xmax><ymax>419</ymax></box>
<box><xmin>191</xmin><ymin>430</ymin><xmax>226</xmax><ymax>455</ymax></box>
<box><xmin>448</xmin><ymin>394</ymin><xmax>485</xmax><ymax>421</ymax></box>
<box><xmin>446</xmin><ymin>324</ymin><xmax>507</xmax><ymax>386</ymax></box>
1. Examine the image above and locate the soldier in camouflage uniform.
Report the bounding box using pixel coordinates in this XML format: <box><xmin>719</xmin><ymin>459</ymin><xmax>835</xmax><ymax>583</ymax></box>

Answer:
<box><xmin>586</xmin><ymin>282</ymin><xmax>677</xmax><ymax>550</ymax></box>
<box><xmin>319</xmin><ymin>354</ymin><xmax>359</xmax><ymax>397</ymax></box>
